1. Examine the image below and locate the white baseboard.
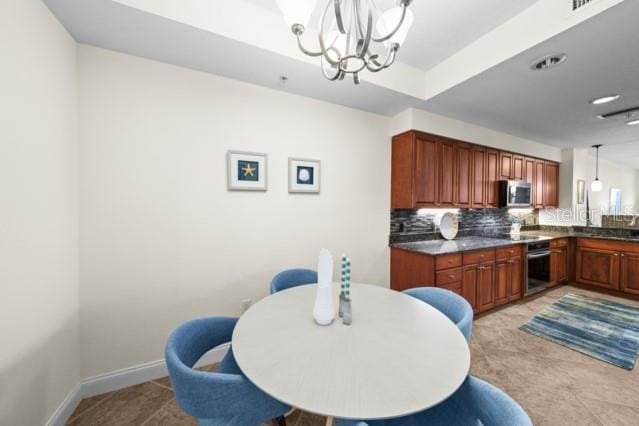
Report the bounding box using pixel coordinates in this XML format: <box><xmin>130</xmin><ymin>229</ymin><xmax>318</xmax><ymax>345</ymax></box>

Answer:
<box><xmin>46</xmin><ymin>343</ymin><xmax>230</xmax><ymax>424</ymax></box>
<box><xmin>45</xmin><ymin>383</ymin><xmax>82</xmax><ymax>426</ymax></box>
<box><xmin>82</xmin><ymin>343</ymin><xmax>230</xmax><ymax>398</ymax></box>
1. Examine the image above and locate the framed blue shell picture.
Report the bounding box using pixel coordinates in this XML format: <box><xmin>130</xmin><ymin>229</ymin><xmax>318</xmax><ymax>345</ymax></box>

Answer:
<box><xmin>227</xmin><ymin>150</ymin><xmax>267</xmax><ymax>191</ymax></box>
<box><xmin>289</xmin><ymin>158</ymin><xmax>320</xmax><ymax>194</ymax></box>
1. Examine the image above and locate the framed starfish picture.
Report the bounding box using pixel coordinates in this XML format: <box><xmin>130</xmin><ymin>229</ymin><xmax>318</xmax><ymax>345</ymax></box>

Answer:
<box><xmin>227</xmin><ymin>151</ymin><xmax>267</xmax><ymax>191</ymax></box>
<box><xmin>289</xmin><ymin>157</ymin><xmax>320</xmax><ymax>194</ymax></box>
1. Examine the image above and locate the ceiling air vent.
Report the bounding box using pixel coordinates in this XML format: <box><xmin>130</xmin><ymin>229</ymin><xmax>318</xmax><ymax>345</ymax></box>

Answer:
<box><xmin>531</xmin><ymin>54</ymin><xmax>567</xmax><ymax>71</ymax></box>
<box><xmin>573</xmin><ymin>0</ymin><xmax>594</xmax><ymax>11</ymax></box>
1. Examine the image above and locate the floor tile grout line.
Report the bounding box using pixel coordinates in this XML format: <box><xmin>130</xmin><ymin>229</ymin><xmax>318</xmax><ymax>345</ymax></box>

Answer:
<box><xmin>150</xmin><ymin>380</ymin><xmax>173</xmax><ymax>392</ymax></box>
<box><xmin>139</xmin><ymin>396</ymin><xmax>175</xmax><ymax>426</ymax></box>
<box><xmin>67</xmin><ymin>392</ymin><xmax>116</xmax><ymax>424</ymax></box>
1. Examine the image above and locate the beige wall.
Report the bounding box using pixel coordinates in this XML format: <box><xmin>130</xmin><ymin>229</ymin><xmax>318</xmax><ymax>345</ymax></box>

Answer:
<box><xmin>0</xmin><ymin>0</ymin><xmax>79</xmax><ymax>424</ymax></box>
<box><xmin>391</xmin><ymin>108</ymin><xmax>562</xmax><ymax>161</ymax></box>
<box><xmin>77</xmin><ymin>46</ymin><xmax>391</xmax><ymax>377</ymax></box>
<box><xmin>540</xmin><ymin>148</ymin><xmax>638</xmax><ymax>226</ymax></box>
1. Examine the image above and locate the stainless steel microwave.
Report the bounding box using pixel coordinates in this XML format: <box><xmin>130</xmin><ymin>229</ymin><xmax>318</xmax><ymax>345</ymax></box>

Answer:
<box><xmin>499</xmin><ymin>181</ymin><xmax>532</xmax><ymax>207</ymax></box>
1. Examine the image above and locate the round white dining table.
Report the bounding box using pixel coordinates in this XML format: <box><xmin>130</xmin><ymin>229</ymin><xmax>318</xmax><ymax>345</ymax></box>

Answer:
<box><xmin>232</xmin><ymin>283</ymin><xmax>470</xmax><ymax>424</ymax></box>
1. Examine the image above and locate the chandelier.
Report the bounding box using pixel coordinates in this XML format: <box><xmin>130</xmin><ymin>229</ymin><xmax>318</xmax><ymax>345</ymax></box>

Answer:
<box><xmin>276</xmin><ymin>0</ymin><xmax>414</xmax><ymax>84</ymax></box>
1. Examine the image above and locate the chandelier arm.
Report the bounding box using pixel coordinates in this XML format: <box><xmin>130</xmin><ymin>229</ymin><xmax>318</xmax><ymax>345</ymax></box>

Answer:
<box><xmin>356</xmin><ymin>5</ymin><xmax>373</xmax><ymax>59</ymax></box>
<box><xmin>353</xmin><ymin>0</ymin><xmax>366</xmax><ymax>40</ymax></box>
<box><xmin>335</xmin><ymin>0</ymin><xmax>346</xmax><ymax>34</ymax></box>
<box><xmin>319</xmin><ymin>0</ymin><xmax>342</xmax><ymax>67</ymax></box>
<box><xmin>296</xmin><ymin>34</ymin><xmax>323</xmax><ymax>57</ymax></box>
<box><xmin>372</xmin><ymin>4</ymin><xmax>407</xmax><ymax>43</ymax></box>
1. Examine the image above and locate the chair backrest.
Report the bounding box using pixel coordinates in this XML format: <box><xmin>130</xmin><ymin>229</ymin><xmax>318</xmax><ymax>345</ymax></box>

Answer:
<box><xmin>403</xmin><ymin>287</ymin><xmax>473</xmax><ymax>342</ymax></box>
<box><xmin>269</xmin><ymin>268</ymin><xmax>317</xmax><ymax>294</ymax></box>
<box><xmin>450</xmin><ymin>376</ymin><xmax>532</xmax><ymax>426</ymax></box>
<box><xmin>165</xmin><ymin>317</ymin><xmax>288</xmax><ymax>424</ymax></box>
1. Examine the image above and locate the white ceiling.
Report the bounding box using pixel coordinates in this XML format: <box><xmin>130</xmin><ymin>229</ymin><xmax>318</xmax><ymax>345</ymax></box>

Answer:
<box><xmin>244</xmin><ymin>0</ymin><xmax>540</xmax><ymax>71</ymax></box>
<box><xmin>42</xmin><ymin>0</ymin><xmax>638</xmax><ymax>168</ymax></box>
<box><xmin>423</xmin><ymin>0</ymin><xmax>639</xmax><ymax>167</ymax></box>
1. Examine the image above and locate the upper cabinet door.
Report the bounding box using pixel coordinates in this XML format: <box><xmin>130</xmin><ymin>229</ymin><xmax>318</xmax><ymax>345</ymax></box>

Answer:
<box><xmin>485</xmin><ymin>150</ymin><xmax>500</xmax><ymax>207</ymax></box>
<box><xmin>391</xmin><ymin>132</ymin><xmax>417</xmax><ymax>208</ymax></box>
<box><xmin>513</xmin><ymin>155</ymin><xmax>525</xmax><ymax>181</ymax></box>
<box><xmin>545</xmin><ymin>162</ymin><xmax>559</xmax><ymax>207</ymax></box>
<box><xmin>455</xmin><ymin>143</ymin><xmax>472</xmax><ymax>208</ymax></box>
<box><xmin>414</xmin><ymin>137</ymin><xmax>439</xmax><ymax>206</ymax></box>
<box><xmin>524</xmin><ymin>157</ymin><xmax>535</xmax><ymax>184</ymax></box>
<box><xmin>499</xmin><ymin>152</ymin><xmax>513</xmax><ymax>180</ymax></box>
<box><xmin>471</xmin><ymin>148</ymin><xmax>486</xmax><ymax>207</ymax></box>
<box><xmin>534</xmin><ymin>160</ymin><xmax>545</xmax><ymax>208</ymax></box>
<box><xmin>439</xmin><ymin>141</ymin><xmax>455</xmax><ymax>206</ymax></box>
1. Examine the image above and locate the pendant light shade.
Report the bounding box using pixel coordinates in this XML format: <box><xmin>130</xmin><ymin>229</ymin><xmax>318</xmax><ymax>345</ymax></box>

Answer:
<box><xmin>591</xmin><ymin>179</ymin><xmax>603</xmax><ymax>192</ymax></box>
<box><xmin>591</xmin><ymin>144</ymin><xmax>603</xmax><ymax>193</ymax></box>
<box><xmin>276</xmin><ymin>0</ymin><xmax>316</xmax><ymax>29</ymax></box>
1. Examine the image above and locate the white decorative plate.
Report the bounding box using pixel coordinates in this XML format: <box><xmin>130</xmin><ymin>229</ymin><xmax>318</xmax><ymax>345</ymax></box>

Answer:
<box><xmin>436</xmin><ymin>212</ymin><xmax>459</xmax><ymax>240</ymax></box>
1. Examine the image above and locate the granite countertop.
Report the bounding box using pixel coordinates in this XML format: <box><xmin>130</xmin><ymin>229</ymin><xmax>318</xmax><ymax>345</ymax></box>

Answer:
<box><xmin>391</xmin><ymin>236</ymin><xmax>549</xmax><ymax>256</ymax></box>
<box><xmin>392</xmin><ymin>231</ymin><xmax>639</xmax><ymax>256</ymax></box>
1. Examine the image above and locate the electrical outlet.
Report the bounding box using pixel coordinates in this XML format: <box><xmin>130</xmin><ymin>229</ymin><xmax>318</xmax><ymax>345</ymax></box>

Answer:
<box><xmin>241</xmin><ymin>299</ymin><xmax>252</xmax><ymax>313</ymax></box>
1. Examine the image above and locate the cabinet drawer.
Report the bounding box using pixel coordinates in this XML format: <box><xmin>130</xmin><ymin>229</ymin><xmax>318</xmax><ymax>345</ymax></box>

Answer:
<box><xmin>463</xmin><ymin>249</ymin><xmax>495</xmax><ymax>265</ymax></box>
<box><xmin>496</xmin><ymin>245</ymin><xmax>521</xmax><ymax>260</ymax></box>
<box><xmin>436</xmin><ymin>268</ymin><xmax>463</xmax><ymax>285</ymax></box>
<box><xmin>437</xmin><ymin>281</ymin><xmax>463</xmax><ymax>296</ymax></box>
<box><xmin>550</xmin><ymin>238</ymin><xmax>569</xmax><ymax>248</ymax></box>
<box><xmin>436</xmin><ymin>254</ymin><xmax>462</xmax><ymax>270</ymax></box>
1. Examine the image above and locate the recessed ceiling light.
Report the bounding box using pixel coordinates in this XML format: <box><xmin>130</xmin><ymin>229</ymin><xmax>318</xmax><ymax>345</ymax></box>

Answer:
<box><xmin>531</xmin><ymin>54</ymin><xmax>567</xmax><ymax>71</ymax></box>
<box><xmin>591</xmin><ymin>95</ymin><xmax>620</xmax><ymax>105</ymax></box>
<box><xmin>626</xmin><ymin>119</ymin><xmax>639</xmax><ymax>126</ymax></box>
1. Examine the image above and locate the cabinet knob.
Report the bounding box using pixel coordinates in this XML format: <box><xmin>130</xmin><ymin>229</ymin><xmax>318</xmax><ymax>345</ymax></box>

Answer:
<box><xmin>449</xmin><ymin>275</ymin><xmax>455</xmax><ymax>279</ymax></box>
<box><xmin>614</xmin><ymin>253</ymin><xmax>619</xmax><ymax>257</ymax></box>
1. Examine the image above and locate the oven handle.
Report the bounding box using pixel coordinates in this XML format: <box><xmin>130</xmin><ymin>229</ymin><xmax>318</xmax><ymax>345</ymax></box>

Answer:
<box><xmin>528</xmin><ymin>250</ymin><xmax>551</xmax><ymax>259</ymax></box>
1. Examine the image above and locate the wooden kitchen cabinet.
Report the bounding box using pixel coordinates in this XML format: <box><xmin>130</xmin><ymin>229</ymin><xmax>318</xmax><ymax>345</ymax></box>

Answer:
<box><xmin>575</xmin><ymin>247</ymin><xmax>620</xmax><ymax>290</ymax></box>
<box><xmin>439</xmin><ymin>141</ymin><xmax>455</xmax><ymax>206</ymax></box>
<box><xmin>533</xmin><ymin>160</ymin><xmax>545</xmax><ymax>208</ymax></box>
<box><xmin>513</xmin><ymin>155</ymin><xmax>525</xmax><ymax>181</ymax></box>
<box><xmin>495</xmin><ymin>251</ymin><xmax>523</xmax><ymax>306</ymax></box>
<box><xmin>414</xmin><ymin>137</ymin><xmax>439</xmax><ymax>206</ymax></box>
<box><xmin>477</xmin><ymin>262</ymin><xmax>496</xmax><ymax>312</ymax></box>
<box><xmin>455</xmin><ymin>143</ymin><xmax>473</xmax><ymax>208</ymax></box>
<box><xmin>545</xmin><ymin>161</ymin><xmax>559</xmax><ymax>208</ymax></box>
<box><xmin>391</xmin><ymin>131</ymin><xmax>560</xmax><ymax>209</ymax></box>
<box><xmin>485</xmin><ymin>150</ymin><xmax>500</xmax><ymax>208</ymax></box>
<box><xmin>499</xmin><ymin>152</ymin><xmax>513</xmax><ymax>181</ymax></box>
<box><xmin>620</xmin><ymin>253</ymin><xmax>639</xmax><ymax>296</ymax></box>
<box><xmin>550</xmin><ymin>239</ymin><xmax>569</xmax><ymax>286</ymax></box>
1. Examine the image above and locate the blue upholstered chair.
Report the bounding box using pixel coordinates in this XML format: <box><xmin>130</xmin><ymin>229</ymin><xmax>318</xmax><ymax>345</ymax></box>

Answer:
<box><xmin>270</xmin><ymin>268</ymin><xmax>318</xmax><ymax>294</ymax></box>
<box><xmin>403</xmin><ymin>287</ymin><xmax>474</xmax><ymax>342</ymax></box>
<box><xmin>165</xmin><ymin>317</ymin><xmax>290</xmax><ymax>426</ymax></box>
<box><xmin>337</xmin><ymin>376</ymin><xmax>532</xmax><ymax>426</ymax></box>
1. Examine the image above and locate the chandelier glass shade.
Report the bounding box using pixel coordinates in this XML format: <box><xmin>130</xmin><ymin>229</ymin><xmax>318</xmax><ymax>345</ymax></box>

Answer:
<box><xmin>276</xmin><ymin>0</ymin><xmax>414</xmax><ymax>84</ymax></box>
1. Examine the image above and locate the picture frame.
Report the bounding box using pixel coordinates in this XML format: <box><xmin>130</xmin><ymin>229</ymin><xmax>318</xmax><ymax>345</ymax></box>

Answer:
<box><xmin>576</xmin><ymin>179</ymin><xmax>586</xmax><ymax>204</ymax></box>
<box><xmin>288</xmin><ymin>158</ymin><xmax>321</xmax><ymax>194</ymax></box>
<box><xmin>227</xmin><ymin>150</ymin><xmax>267</xmax><ymax>191</ymax></box>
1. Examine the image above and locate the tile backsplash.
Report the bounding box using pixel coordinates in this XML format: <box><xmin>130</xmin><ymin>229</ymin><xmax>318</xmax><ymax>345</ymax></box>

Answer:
<box><xmin>390</xmin><ymin>208</ymin><xmax>539</xmax><ymax>243</ymax></box>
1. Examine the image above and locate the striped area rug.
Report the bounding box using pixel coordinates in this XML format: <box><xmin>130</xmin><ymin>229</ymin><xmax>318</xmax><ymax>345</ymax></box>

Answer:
<box><xmin>520</xmin><ymin>293</ymin><xmax>639</xmax><ymax>370</ymax></box>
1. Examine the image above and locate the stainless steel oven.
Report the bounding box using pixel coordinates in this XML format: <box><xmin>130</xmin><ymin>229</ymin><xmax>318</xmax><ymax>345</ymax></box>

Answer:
<box><xmin>526</xmin><ymin>241</ymin><xmax>551</xmax><ymax>295</ymax></box>
<box><xmin>499</xmin><ymin>180</ymin><xmax>532</xmax><ymax>208</ymax></box>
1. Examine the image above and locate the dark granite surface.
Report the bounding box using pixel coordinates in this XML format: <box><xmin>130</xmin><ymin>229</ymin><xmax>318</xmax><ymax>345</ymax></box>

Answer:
<box><xmin>392</xmin><ymin>227</ymin><xmax>639</xmax><ymax>256</ymax></box>
<box><xmin>391</xmin><ymin>235</ymin><xmax>552</xmax><ymax>256</ymax></box>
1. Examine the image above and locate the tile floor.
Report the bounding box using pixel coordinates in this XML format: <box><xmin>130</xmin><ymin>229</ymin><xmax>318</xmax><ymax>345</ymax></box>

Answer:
<box><xmin>67</xmin><ymin>285</ymin><xmax>639</xmax><ymax>426</ymax></box>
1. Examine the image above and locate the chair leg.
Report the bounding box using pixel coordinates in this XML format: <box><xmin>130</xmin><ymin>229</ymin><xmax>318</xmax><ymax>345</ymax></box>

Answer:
<box><xmin>275</xmin><ymin>416</ymin><xmax>286</xmax><ymax>426</ymax></box>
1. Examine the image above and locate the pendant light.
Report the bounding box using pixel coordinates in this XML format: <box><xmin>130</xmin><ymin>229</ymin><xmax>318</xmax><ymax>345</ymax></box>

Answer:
<box><xmin>591</xmin><ymin>144</ymin><xmax>603</xmax><ymax>192</ymax></box>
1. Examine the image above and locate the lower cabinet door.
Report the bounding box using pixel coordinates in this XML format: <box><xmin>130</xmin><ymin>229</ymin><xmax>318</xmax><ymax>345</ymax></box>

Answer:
<box><xmin>477</xmin><ymin>262</ymin><xmax>495</xmax><ymax>313</ymax></box>
<box><xmin>495</xmin><ymin>260</ymin><xmax>509</xmax><ymax>306</ymax></box>
<box><xmin>620</xmin><ymin>253</ymin><xmax>639</xmax><ymax>296</ymax></box>
<box><xmin>508</xmin><ymin>256</ymin><xmax>522</xmax><ymax>301</ymax></box>
<box><xmin>437</xmin><ymin>281</ymin><xmax>463</xmax><ymax>296</ymax></box>
<box><xmin>462</xmin><ymin>266</ymin><xmax>478</xmax><ymax>312</ymax></box>
<box><xmin>576</xmin><ymin>248</ymin><xmax>619</xmax><ymax>290</ymax></box>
